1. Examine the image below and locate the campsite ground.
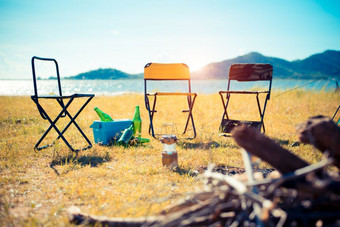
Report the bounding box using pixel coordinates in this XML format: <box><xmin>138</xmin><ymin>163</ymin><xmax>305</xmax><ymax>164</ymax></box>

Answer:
<box><xmin>0</xmin><ymin>91</ymin><xmax>339</xmax><ymax>226</ymax></box>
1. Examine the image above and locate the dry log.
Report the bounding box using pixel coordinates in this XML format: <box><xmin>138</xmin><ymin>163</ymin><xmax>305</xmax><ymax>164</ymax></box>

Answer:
<box><xmin>68</xmin><ymin>193</ymin><xmax>240</xmax><ymax>227</ymax></box>
<box><xmin>67</xmin><ymin>206</ymin><xmax>160</xmax><ymax>226</ymax></box>
<box><xmin>296</xmin><ymin>115</ymin><xmax>340</xmax><ymax>168</ymax></box>
<box><xmin>231</xmin><ymin>124</ymin><xmax>309</xmax><ymax>174</ymax></box>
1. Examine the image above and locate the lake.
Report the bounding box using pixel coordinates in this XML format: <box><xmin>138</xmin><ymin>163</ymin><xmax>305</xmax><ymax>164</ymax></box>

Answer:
<box><xmin>0</xmin><ymin>79</ymin><xmax>338</xmax><ymax>96</ymax></box>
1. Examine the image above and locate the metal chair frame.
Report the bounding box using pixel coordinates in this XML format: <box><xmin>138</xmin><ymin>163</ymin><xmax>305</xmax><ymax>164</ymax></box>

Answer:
<box><xmin>219</xmin><ymin>63</ymin><xmax>273</xmax><ymax>134</ymax></box>
<box><xmin>144</xmin><ymin>63</ymin><xmax>197</xmax><ymax>140</ymax></box>
<box><xmin>31</xmin><ymin>56</ymin><xmax>95</xmax><ymax>152</ymax></box>
<box><xmin>332</xmin><ymin>104</ymin><xmax>340</xmax><ymax>125</ymax></box>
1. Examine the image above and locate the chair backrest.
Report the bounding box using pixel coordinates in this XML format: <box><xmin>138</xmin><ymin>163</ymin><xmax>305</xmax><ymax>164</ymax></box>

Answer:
<box><xmin>144</xmin><ymin>63</ymin><xmax>190</xmax><ymax>80</ymax></box>
<box><xmin>229</xmin><ymin>64</ymin><xmax>273</xmax><ymax>81</ymax></box>
<box><xmin>31</xmin><ymin>56</ymin><xmax>62</xmax><ymax>97</ymax></box>
<box><xmin>144</xmin><ymin>62</ymin><xmax>192</xmax><ymax>93</ymax></box>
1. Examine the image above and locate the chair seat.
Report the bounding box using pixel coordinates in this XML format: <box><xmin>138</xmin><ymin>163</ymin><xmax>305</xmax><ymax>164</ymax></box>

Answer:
<box><xmin>147</xmin><ymin>92</ymin><xmax>197</xmax><ymax>96</ymax></box>
<box><xmin>219</xmin><ymin>90</ymin><xmax>269</xmax><ymax>95</ymax></box>
<box><xmin>31</xmin><ymin>93</ymin><xmax>94</xmax><ymax>99</ymax></box>
<box><xmin>219</xmin><ymin>119</ymin><xmax>262</xmax><ymax>133</ymax></box>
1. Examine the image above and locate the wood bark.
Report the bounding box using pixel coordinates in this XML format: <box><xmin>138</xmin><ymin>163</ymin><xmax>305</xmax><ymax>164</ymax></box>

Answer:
<box><xmin>67</xmin><ymin>206</ymin><xmax>160</xmax><ymax>226</ymax></box>
<box><xmin>231</xmin><ymin>124</ymin><xmax>309</xmax><ymax>174</ymax></box>
<box><xmin>68</xmin><ymin>190</ymin><xmax>240</xmax><ymax>227</ymax></box>
<box><xmin>296</xmin><ymin>115</ymin><xmax>340</xmax><ymax>168</ymax></box>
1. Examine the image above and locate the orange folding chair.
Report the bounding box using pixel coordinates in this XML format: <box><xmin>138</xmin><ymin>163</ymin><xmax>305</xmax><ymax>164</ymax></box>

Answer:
<box><xmin>144</xmin><ymin>63</ymin><xmax>197</xmax><ymax>139</ymax></box>
<box><xmin>219</xmin><ymin>63</ymin><xmax>273</xmax><ymax>135</ymax></box>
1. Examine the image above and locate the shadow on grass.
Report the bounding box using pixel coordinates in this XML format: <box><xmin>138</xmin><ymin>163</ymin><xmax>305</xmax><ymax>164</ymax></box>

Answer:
<box><xmin>177</xmin><ymin>140</ymin><xmax>238</xmax><ymax>150</ymax></box>
<box><xmin>50</xmin><ymin>153</ymin><xmax>111</xmax><ymax>176</ymax></box>
<box><xmin>174</xmin><ymin>164</ymin><xmax>274</xmax><ymax>177</ymax></box>
<box><xmin>173</xmin><ymin>166</ymin><xmax>199</xmax><ymax>177</ymax></box>
<box><xmin>273</xmin><ymin>138</ymin><xmax>300</xmax><ymax>147</ymax></box>
<box><xmin>173</xmin><ymin>165</ymin><xmax>247</xmax><ymax>177</ymax></box>
<box><xmin>274</xmin><ymin>139</ymin><xmax>289</xmax><ymax>145</ymax></box>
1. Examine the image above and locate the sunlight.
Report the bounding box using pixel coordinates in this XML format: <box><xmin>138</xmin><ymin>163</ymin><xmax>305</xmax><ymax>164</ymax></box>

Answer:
<box><xmin>188</xmin><ymin>61</ymin><xmax>205</xmax><ymax>72</ymax></box>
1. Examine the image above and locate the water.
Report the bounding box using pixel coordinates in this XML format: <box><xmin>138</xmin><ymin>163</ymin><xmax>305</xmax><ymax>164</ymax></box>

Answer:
<box><xmin>0</xmin><ymin>79</ymin><xmax>337</xmax><ymax>96</ymax></box>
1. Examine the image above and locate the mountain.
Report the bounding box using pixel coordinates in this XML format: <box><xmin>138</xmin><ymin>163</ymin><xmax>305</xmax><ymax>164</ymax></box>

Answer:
<box><xmin>65</xmin><ymin>50</ymin><xmax>340</xmax><ymax>80</ymax></box>
<box><xmin>191</xmin><ymin>50</ymin><xmax>340</xmax><ymax>79</ymax></box>
<box><xmin>66</xmin><ymin>68</ymin><xmax>143</xmax><ymax>80</ymax></box>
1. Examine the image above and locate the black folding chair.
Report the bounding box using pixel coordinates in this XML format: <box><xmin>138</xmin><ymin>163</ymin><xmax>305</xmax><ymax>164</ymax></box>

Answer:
<box><xmin>31</xmin><ymin>56</ymin><xmax>95</xmax><ymax>152</ymax></box>
<box><xmin>144</xmin><ymin>63</ymin><xmax>197</xmax><ymax>140</ymax></box>
<box><xmin>219</xmin><ymin>63</ymin><xmax>273</xmax><ymax>135</ymax></box>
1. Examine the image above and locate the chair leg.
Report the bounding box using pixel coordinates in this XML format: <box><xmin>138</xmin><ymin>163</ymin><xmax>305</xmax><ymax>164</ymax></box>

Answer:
<box><xmin>34</xmin><ymin>98</ymin><xmax>75</xmax><ymax>150</ymax></box>
<box><xmin>146</xmin><ymin>94</ymin><xmax>197</xmax><ymax>140</ymax></box>
<box><xmin>183</xmin><ymin>95</ymin><xmax>197</xmax><ymax>139</ymax></box>
<box><xmin>219</xmin><ymin>93</ymin><xmax>228</xmax><ymax>121</ymax></box>
<box><xmin>256</xmin><ymin>94</ymin><xmax>268</xmax><ymax>134</ymax></box>
<box><xmin>33</xmin><ymin>97</ymin><xmax>93</xmax><ymax>152</ymax></box>
<box><xmin>183</xmin><ymin>95</ymin><xmax>192</xmax><ymax>134</ymax></box>
<box><xmin>150</xmin><ymin>95</ymin><xmax>158</xmax><ymax>138</ymax></box>
<box><xmin>145</xmin><ymin>95</ymin><xmax>156</xmax><ymax>138</ymax></box>
<box><xmin>219</xmin><ymin>93</ymin><xmax>231</xmax><ymax>131</ymax></box>
<box><xmin>56</xmin><ymin>97</ymin><xmax>94</xmax><ymax>151</ymax></box>
<box><xmin>188</xmin><ymin>113</ymin><xmax>197</xmax><ymax>139</ymax></box>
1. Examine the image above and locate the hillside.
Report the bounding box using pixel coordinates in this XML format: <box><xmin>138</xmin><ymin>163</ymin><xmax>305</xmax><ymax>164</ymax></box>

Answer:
<box><xmin>66</xmin><ymin>50</ymin><xmax>340</xmax><ymax>80</ymax></box>
<box><xmin>66</xmin><ymin>68</ymin><xmax>143</xmax><ymax>80</ymax></box>
<box><xmin>191</xmin><ymin>50</ymin><xmax>340</xmax><ymax>79</ymax></box>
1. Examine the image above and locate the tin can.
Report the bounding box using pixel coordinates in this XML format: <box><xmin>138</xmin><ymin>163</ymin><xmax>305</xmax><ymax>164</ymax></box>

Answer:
<box><xmin>162</xmin><ymin>153</ymin><xmax>178</xmax><ymax>169</ymax></box>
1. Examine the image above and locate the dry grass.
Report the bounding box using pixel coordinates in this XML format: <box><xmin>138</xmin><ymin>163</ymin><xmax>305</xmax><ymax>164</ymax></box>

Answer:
<box><xmin>0</xmin><ymin>90</ymin><xmax>339</xmax><ymax>226</ymax></box>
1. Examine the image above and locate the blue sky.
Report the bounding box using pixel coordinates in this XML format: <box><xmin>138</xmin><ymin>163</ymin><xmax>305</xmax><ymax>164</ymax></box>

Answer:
<box><xmin>1</xmin><ymin>0</ymin><xmax>340</xmax><ymax>79</ymax></box>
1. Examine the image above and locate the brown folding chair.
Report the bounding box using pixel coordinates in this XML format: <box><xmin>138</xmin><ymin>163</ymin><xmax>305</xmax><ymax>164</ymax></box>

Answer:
<box><xmin>219</xmin><ymin>63</ymin><xmax>273</xmax><ymax>135</ymax></box>
<box><xmin>31</xmin><ymin>56</ymin><xmax>95</xmax><ymax>152</ymax></box>
<box><xmin>144</xmin><ymin>63</ymin><xmax>197</xmax><ymax>139</ymax></box>
<box><xmin>332</xmin><ymin>104</ymin><xmax>340</xmax><ymax>125</ymax></box>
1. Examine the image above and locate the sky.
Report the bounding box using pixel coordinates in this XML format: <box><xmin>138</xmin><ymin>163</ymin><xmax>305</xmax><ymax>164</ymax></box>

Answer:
<box><xmin>1</xmin><ymin>0</ymin><xmax>340</xmax><ymax>79</ymax></box>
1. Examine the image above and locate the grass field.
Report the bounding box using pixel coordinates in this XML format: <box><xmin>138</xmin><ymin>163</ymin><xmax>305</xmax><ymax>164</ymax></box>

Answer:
<box><xmin>0</xmin><ymin>90</ymin><xmax>339</xmax><ymax>226</ymax></box>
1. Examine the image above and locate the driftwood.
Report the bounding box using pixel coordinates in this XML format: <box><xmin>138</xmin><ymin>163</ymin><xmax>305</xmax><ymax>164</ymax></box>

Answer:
<box><xmin>68</xmin><ymin>116</ymin><xmax>340</xmax><ymax>227</ymax></box>
<box><xmin>231</xmin><ymin>124</ymin><xmax>309</xmax><ymax>174</ymax></box>
<box><xmin>296</xmin><ymin>115</ymin><xmax>340</xmax><ymax>168</ymax></box>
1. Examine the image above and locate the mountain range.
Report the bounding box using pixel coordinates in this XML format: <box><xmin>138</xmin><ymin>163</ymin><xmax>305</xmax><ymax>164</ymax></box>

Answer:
<box><xmin>67</xmin><ymin>50</ymin><xmax>340</xmax><ymax>80</ymax></box>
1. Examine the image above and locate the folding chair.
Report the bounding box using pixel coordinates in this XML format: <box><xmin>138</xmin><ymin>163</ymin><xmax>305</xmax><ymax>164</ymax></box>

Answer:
<box><xmin>31</xmin><ymin>56</ymin><xmax>95</xmax><ymax>152</ymax></box>
<box><xmin>144</xmin><ymin>63</ymin><xmax>197</xmax><ymax>139</ymax></box>
<box><xmin>332</xmin><ymin>104</ymin><xmax>340</xmax><ymax>125</ymax></box>
<box><xmin>219</xmin><ymin>63</ymin><xmax>273</xmax><ymax>134</ymax></box>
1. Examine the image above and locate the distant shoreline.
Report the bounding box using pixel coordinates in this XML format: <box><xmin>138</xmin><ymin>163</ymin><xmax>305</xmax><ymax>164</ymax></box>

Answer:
<box><xmin>0</xmin><ymin>78</ymin><xmax>338</xmax><ymax>96</ymax></box>
<box><xmin>0</xmin><ymin>77</ymin><xmax>338</xmax><ymax>81</ymax></box>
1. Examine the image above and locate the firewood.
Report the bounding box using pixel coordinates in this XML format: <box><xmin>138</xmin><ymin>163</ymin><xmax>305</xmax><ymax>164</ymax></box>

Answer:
<box><xmin>67</xmin><ymin>206</ymin><xmax>160</xmax><ymax>226</ymax></box>
<box><xmin>231</xmin><ymin>124</ymin><xmax>309</xmax><ymax>174</ymax></box>
<box><xmin>68</xmin><ymin>162</ymin><xmax>340</xmax><ymax>227</ymax></box>
<box><xmin>296</xmin><ymin>115</ymin><xmax>340</xmax><ymax>168</ymax></box>
<box><xmin>67</xmin><ymin>118</ymin><xmax>340</xmax><ymax>227</ymax></box>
